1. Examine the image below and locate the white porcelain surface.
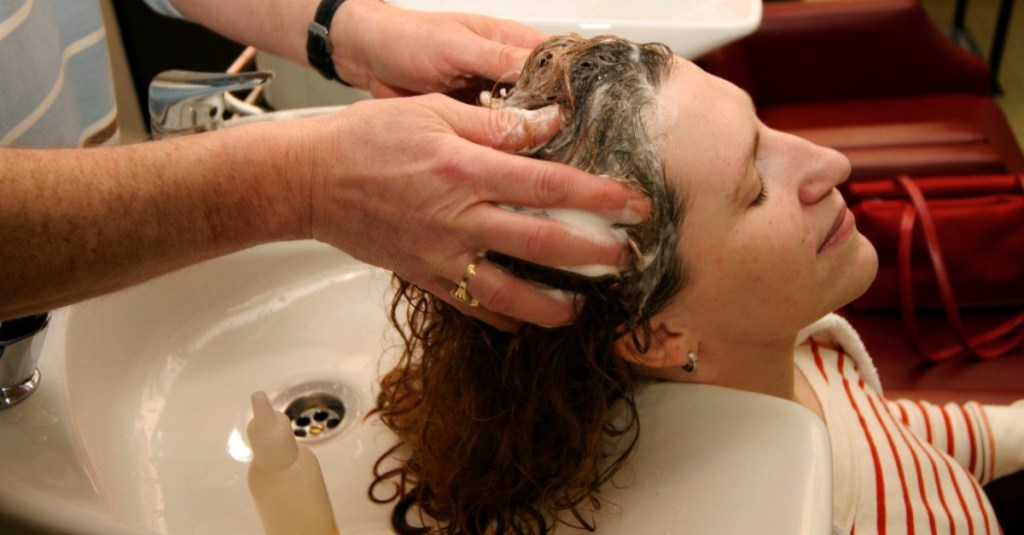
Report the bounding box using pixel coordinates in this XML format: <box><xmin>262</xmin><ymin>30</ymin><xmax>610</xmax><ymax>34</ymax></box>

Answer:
<box><xmin>388</xmin><ymin>0</ymin><xmax>762</xmax><ymax>59</ymax></box>
<box><xmin>595</xmin><ymin>384</ymin><xmax>833</xmax><ymax>534</ymax></box>
<box><xmin>61</xmin><ymin>242</ymin><xmax>398</xmax><ymax>534</ymax></box>
<box><xmin>0</xmin><ymin>241</ymin><xmax>829</xmax><ymax>534</ymax></box>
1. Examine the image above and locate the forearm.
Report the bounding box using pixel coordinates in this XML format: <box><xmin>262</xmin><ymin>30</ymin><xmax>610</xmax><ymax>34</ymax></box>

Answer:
<box><xmin>3</xmin><ymin>91</ymin><xmax>642</xmax><ymax>327</ymax></box>
<box><xmin>0</xmin><ymin>122</ymin><xmax>310</xmax><ymax>319</ymax></box>
<box><xmin>167</xmin><ymin>0</ymin><xmax>331</xmax><ymax>68</ymax></box>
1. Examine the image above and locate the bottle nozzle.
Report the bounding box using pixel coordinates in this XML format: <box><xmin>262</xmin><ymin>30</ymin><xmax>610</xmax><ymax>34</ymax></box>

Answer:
<box><xmin>247</xmin><ymin>390</ymin><xmax>299</xmax><ymax>470</ymax></box>
<box><xmin>251</xmin><ymin>391</ymin><xmax>276</xmax><ymax>421</ymax></box>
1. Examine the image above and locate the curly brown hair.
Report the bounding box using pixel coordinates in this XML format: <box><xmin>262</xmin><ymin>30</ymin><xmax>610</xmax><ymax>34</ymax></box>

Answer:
<box><xmin>370</xmin><ymin>35</ymin><xmax>685</xmax><ymax>534</ymax></box>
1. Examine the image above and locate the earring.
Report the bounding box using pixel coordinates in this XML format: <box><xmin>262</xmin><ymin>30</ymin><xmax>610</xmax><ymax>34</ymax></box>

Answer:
<box><xmin>682</xmin><ymin>351</ymin><xmax>698</xmax><ymax>373</ymax></box>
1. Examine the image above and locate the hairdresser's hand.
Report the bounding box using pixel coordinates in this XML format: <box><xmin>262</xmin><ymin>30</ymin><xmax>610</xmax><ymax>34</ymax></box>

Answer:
<box><xmin>306</xmin><ymin>94</ymin><xmax>648</xmax><ymax>330</ymax></box>
<box><xmin>332</xmin><ymin>0</ymin><xmax>547</xmax><ymax>97</ymax></box>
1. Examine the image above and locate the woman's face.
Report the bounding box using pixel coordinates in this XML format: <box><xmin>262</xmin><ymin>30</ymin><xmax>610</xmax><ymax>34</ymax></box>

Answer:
<box><xmin>651</xmin><ymin>58</ymin><xmax>878</xmax><ymax>344</ymax></box>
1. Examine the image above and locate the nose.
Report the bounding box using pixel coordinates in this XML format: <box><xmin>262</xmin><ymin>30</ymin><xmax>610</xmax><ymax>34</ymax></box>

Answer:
<box><xmin>794</xmin><ymin>138</ymin><xmax>851</xmax><ymax>205</ymax></box>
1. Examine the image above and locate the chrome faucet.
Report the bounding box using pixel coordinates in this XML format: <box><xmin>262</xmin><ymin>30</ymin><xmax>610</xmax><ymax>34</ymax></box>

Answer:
<box><xmin>148</xmin><ymin>70</ymin><xmax>273</xmax><ymax>139</ymax></box>
<box><xmin>0</xmin><ymin>313</ymin><xmax>49</xmax><ymax>410</ymax></box>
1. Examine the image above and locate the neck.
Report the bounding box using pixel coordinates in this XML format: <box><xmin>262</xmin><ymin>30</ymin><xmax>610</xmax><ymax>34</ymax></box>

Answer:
<box><xmin>667</xmin><ymin>334</ymin><xmax>800</xmax><ymax>403</ymax></box>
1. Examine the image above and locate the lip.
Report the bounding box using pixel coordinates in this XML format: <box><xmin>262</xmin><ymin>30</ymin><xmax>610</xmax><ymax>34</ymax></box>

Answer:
<box><xmin>817</xmin><ymin>204</ymin><xmax>855</xmax><ymax>254</ymax></box>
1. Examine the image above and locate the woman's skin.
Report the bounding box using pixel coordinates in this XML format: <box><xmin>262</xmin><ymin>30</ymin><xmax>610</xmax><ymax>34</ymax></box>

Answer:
<box><xmin>616</xmin><ymin>57</ymin><xmax>879</xmax><ymax>415</ymax></box>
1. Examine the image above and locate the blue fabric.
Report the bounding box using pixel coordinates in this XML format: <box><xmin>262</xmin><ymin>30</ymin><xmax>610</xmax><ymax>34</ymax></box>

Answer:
<box><xmin>0</xmin><ymin>1</ymin><xmax>115</xmax><ymax>147</ymax></box>
<box><xmin>0</xmin><ymin>0</ymin><xmax>183</xmax><ymax>148</ymax></box>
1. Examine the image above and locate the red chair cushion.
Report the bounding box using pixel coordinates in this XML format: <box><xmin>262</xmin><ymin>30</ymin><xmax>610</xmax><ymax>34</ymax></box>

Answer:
<box><xmin>759</xmin><ymin>95</ymin><xmax>1024</xmax><ymax>180</ymax></box>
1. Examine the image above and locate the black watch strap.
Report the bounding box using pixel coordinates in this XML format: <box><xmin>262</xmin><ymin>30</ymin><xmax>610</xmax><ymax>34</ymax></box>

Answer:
<box><xmin>306</xmin><ymin>0</ymin><xmax>352</xmax><ymax>86</ymax></box>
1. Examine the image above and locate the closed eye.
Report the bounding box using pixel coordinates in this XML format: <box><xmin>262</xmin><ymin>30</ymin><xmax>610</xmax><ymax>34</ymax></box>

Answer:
<box><xmin>749</xmin><ymin>127</ymin><xmax>766</xmax><ymax>207</ymax></box>
<box><xmin>751</xmin><ymin>178</ymin><xmax>768</xmax><ymax>206</ymax></box>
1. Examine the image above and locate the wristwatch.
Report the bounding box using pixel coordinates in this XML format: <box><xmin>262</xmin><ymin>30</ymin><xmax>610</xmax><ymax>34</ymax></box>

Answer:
<box><xmin>306</xmin><ymin>0</ymin><xmax>353</xmax><ymax>86</ymax></box>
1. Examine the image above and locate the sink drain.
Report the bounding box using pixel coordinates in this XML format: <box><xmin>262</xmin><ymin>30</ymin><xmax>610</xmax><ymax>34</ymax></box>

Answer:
<box><xmin>284</xmin><ymin>393</ymin><xmax>345</xmax><ymax>439</ymax></box>
<box><xmin>269</xmin><ymin>381</ymin><xmax>361</xmax><ymax>443</ymax></box>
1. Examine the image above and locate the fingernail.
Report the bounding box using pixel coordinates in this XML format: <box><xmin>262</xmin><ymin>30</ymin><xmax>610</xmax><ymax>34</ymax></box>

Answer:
<box><xmin>501</xmin><ymin>66</ymin><xmax>524</xmax><ymax>83</ymax></box>
<box><xmin>537</xmin><ymin>293</ymin><xmax>585</xmax><ymax>328</ymax></box>
<box><xmin>503</xmin><ymin>106</ymin><xmax>561</xmax><ymax>154</ymax></box>
<box><xmin>479</xmin><ymin>91</ymin><xmax>494</xmax><ymax>108</ymax></box>
<box><xmin>537</xmin><ymin>286</ymin><xmax>575</xmax><ymax>305</ymax></box>
<box><xmin>575</xmin><ymin>294</ymin><xmax>587</xmax><ymax>314</ymax></box>
<box><xmin>557</xmin><ymin>264</ymin><xmax>622</xmax><ymax>278</ymax></box>
<box><xmin>531</xmin><ymin>287</ymin><xmax>581</xmax><ymax>328</ymax></box>
<box><xmin>596</xmin><ymin>175</ymin><xmax>650</xmax><ymax>224</ymax></box>
<box><xmin>618</xmin><ymin>243</ymin><xmax>633</xmax><ymax>267</ymax></box>
<box><xmin>524</xmin><ymin>104</ymin><xmax>561</xmax><ymax>129</ymax></box>
<box><xmin>623</xmin><ymin>196</ymin><xmax>651</xmax><ymax>224</ymax></box>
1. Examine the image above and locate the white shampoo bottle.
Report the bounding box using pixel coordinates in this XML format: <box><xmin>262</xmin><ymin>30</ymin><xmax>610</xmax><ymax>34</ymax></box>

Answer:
<box><xmin>247</xmin><ymin>391</ymin><xmax>339</xmax><ymax>535</ymax></box>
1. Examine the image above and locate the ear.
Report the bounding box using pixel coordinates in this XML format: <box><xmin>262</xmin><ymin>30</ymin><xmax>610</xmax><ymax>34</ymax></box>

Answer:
<box><xmin>614</xmin><ymin>313</ymin><xmax>698</xmax><ymax>370</ymax></box>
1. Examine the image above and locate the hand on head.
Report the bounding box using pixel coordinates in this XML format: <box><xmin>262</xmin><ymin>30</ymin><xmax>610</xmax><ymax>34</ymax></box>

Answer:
<box><xmin>306</xmin><ymin>94</ymin><xmax>649</xmax><ymax>330</ymax></box>
<box><xmin>332</xmin><ymin>0</ymin><xmax>549</xmax><ymax>97</ymax></box>
<box><xmin>302</xmin><ymin>1</ymin><xmax>651</xmax><ymax>329</ymax></box>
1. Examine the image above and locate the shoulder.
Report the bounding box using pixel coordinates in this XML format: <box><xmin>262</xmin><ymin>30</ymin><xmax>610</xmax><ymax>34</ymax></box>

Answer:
<box><xmin>796</xmin><ymin>313</ymin><xmax>883</xmax><ymax>392</ymax></box>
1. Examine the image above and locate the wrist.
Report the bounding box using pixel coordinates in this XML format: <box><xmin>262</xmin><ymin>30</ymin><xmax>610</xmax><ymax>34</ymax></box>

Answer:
<box><xmin>326</xmin><ymin>0</ymin><xmax>386</xmax><ymax>89</ymax></box>
<box><xmin>246</xmin><ymin>122</ymin><xmax>317</xmax><ymax>243</ymax></box>
<box><xmin>298</xmin><ymin>108</ymin><xmax>373</xmax><ymax>249</ymax></box>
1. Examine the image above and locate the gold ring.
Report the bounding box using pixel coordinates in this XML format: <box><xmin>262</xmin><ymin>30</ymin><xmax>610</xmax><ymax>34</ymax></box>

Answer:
<box><xmin>449</xmin><ymin>257</ymin><xmax>482</xmax><ymax>307</ymax></box>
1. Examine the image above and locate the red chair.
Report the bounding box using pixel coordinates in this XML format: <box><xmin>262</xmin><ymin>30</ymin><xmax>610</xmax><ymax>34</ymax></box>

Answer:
<box><xmin>698</xmin><ymin>0</ymin><xmax>1024</xmax><ymax>181</ymax></box>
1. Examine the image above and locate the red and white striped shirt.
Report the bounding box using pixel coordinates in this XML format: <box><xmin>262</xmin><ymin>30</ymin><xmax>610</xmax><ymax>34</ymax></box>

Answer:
<box><xmin>794</xmin><ymin>315</ymin><xmax>1024</xmax><ymax>535</ymax></box>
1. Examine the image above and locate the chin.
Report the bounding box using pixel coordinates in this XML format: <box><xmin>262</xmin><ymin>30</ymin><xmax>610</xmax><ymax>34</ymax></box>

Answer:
<box><xmin>839</xmin><ymin>234</ymin><xmax>880</xmax><ymax>308</ymax></box>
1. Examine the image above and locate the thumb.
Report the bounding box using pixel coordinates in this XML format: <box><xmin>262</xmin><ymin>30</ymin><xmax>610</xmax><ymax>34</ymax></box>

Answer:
<box><xmin>462</xmin><ymin>42</ymin><xmax>533</xmax><ymax>84</ymax></box>
<box><xmin>438</xmin><ymin>100</ymin><xmax>563</xmax><ymax>154</ymax></box>
<box><xmin>454</xmin><ymin>15</ymin><xmax>548</xmax><ymax>82</ymax></box>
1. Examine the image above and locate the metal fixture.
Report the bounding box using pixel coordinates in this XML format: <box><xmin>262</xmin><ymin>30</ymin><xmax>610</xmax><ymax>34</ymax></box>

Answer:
<box><xmin>283</xmin><ymin>393</ymin><xmax>346</xmax><ymax>440</ymax></box>
<box><xmin>148</xmin><ymin>70</ymin><xmax>273</xmax><ymax>138</ymax></box>
<box><xmin>0</xmin><ymin>313</ymin><xmax>49</xmax><ymax>410</ymax></box>
<box><xmin>269</xmin><ymin>381</ymin><xmax>359</xmax><ymax>443</ymax></box>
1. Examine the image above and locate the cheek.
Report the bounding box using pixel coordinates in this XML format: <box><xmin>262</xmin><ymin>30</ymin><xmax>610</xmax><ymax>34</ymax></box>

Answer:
<box><xmin>676</xmin><ymin>200</ymin><xmax>837</xmax><ymax>337</ymax></box>
<box><xmin>678</xmin><ymin>205</ymin><xmax>817</xmax><ymax>306</ymax></box>
<box><xmin>724</xmin><ymin>216</ymin><xmax>816</xmax><ymax>303</ymax></box>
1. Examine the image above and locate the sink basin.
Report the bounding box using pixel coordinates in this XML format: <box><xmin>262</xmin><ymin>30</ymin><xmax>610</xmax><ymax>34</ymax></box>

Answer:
<box><xmin>387</xmin><ymin>0</ymin><xmax>761</xmax><ymax>59</ymax></box>
<box><xmin>0</xmin><ymin>242</ymin><xmax>398</xmax><ymax>534</ymax></box>
<box><xmin>0</xmin><ymin>240</ymin><xmax>831</xmax><ymax>534</ymax></box>
<box><xmin>61</xmin><ymin>242</ymin><xmax>397</xmax><ymax>534</ymax></box>
<box><xmin>258</xmin><ymin>0</ymin><xmax>762</xmax><ymax>110</ymax></box>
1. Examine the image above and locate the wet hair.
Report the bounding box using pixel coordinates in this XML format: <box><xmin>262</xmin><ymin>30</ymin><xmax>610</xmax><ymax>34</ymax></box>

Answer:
<box><xmin>370</xmin><ymin>35</ymin><xmax>683</xmax><ymax>534</ymax></box>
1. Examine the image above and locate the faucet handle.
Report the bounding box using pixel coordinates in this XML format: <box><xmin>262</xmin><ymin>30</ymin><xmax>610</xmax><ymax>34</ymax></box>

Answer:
<box><xmin>148</xmin><ymin>70</ymin><xmax>274</xmax><ymax>139</ymax></box>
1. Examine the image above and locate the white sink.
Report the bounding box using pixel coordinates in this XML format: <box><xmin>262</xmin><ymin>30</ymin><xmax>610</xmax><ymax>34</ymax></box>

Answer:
<box><xmin>0</xmin><ymin>241</ymin><xmax>831</xmax><ymax>534</ymax></box>
<box><xmin>60</xmin><ymin>242</ymin><xmax>398</xmax><ymax>534</ymax></box>
<box><xmin>389</xmin><ymin>0</ymin><xmax>762</xmax><ymax>59</ymax></box>
<box><xmin>0</xmin><ymin>242</ymin><xmax>398</xmax><ymax>534</ymax></box>
<box><xmin>258</xmin><ymin>0</ymin><xmax>762</xmax><ymax>110</ymax></box>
